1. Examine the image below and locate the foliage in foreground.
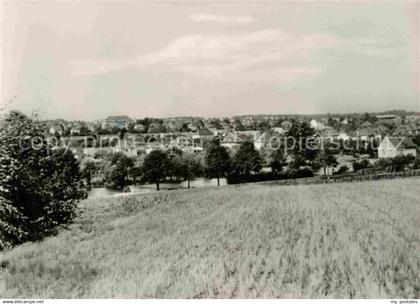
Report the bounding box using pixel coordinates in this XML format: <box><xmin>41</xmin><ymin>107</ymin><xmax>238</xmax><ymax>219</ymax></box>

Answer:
<box><xmin>0</xmin><ymin>111</ymin><xmax>84</xmax><ymax>250</ymax></box>
<box><xmin>0</xmin><ymin>178</ymin><xmax>418</xmax><ymax>298</ymax></box>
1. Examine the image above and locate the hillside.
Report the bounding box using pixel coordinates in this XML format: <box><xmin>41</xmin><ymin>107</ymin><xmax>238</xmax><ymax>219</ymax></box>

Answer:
<box><xmin>0</xmin><ymin>179</ymin><xmax>419</xmax><ymax>298</ymax></box>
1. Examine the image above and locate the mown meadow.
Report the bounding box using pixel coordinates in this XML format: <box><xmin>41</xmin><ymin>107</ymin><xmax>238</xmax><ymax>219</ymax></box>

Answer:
<box><xmin>0</xmin><ymin>178</ymin><xmax>419</xmax><ymax>298</ymax></box>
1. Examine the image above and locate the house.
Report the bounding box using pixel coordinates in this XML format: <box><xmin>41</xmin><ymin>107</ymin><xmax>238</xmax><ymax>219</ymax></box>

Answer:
<box><xmin>87</xmin><ymin>122</ymin><xmax>98</xmax><ymax>132</ymax></box>
<box><xmin>378</xmin><ymin>136</ymin><xmax>417</xmax><ymax>158</ymax></box>
<box><xmin>207</xmin><ymin>127</ymin><xmax>220</xmax><ymax>136</ymax></box>
<box><xmin>191</xmin><ymin>120</ymin><xmax>205</xmax><ymax>130</ymax></box>
<box><xmin>310</xmin><ymin>119</ymin><xmax>319</xmax><ymax>130</ymax></box>
<box><xmin>319</xmin><ymin>127</ymin><xmax>338</xmax><ymax>140</ymax></box>
<box><xmin>221</xmin><ymin>132</ymin><xmax>253</xmax><ymax>150</ymax></box>
<box><xmin>310</xmin><ymin>119</ymin><xmax>327</xmax><ymax>131</ymax></box>
<box><xmin>133</xmin><ymin>123</ymin><xmax>146</xmax><ymax>133</ymax></box>
<box><xmin>70</xmin><ymin>125</ymin><xmax>82</xmax><ymax>135</ymax></box>
<box><xmin>376</xmin><ymin>114</ymin><xmax>398</xmax><ymax>122</ymax></box>
<box><xmin>163</xmin><ymin>121</ymin><xmax>176</xmax><ymax>132</ymax></box>
<box><xmin>254</xmin><ymin>132</ymin><xmax>268</xmax><ymax>151</ymax></box>
<box><xmin>273</xmin><ymin>127</ymin><xmax>285</xmax><ymax>135</ymax></box>
<box><xmin>197</xmin><ymin>128</ymin><xmax>214</xmax><ymax>138</ymax></box>
<box><xmin>49</xmin><ymin>124</ymin><xmax>64</xmax><ymax>136</ymax></box>
<box><xmin>392</xmin><ymin>124</ymin><xmax>417</xmax><ymax>136</ymax></box>
<box><xmin>356</xmin><ymin>124</ymin><xmax>388</xmax><ymax>140</ymax></box>
<box><xmin>237</xmin><ymin>130</ymin><xmax>261</xmax><ymax>140</ymax></box>
<box><xmin>360</xmin><ymin>121</ymin><xmax>374</xmax><ymax>128</ymax></box>
<box><xmin>103</xmin><ymin>115</ymin><xmax>134</xmax><ymax>129</ymax></box>
<box><xmin>253</xmin><ymin>131</ymin><xmax>280</xmax><ymax>151</ymax></box>
<box><xmin>337</xmin><ymin>131</ymin><xmax>351</xmax><ymax>141</ymax></box>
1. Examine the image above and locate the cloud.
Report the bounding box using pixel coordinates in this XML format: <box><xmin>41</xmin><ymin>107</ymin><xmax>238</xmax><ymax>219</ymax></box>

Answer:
<box><xmin>135</xmin><ymin>30</ymin><xmax>340</xmax><ymax>78</ymax></box>
<box><xmin>189</xmin><ymin>13</ymin><xmax>255</xmax><ymax>24</ymax></box>
<box><xmin>70</xmin><ymin>29</ymin><xmax>337</xmax><ymax>78</ymax></box>
<box><xmin>71</xmin><ymin>29</ymin><xmax>400</xmax><ymax>80</ymax></box>
<box><xmin>69</xmin><ymin>60</ymin><xmax>129</xmax><ymax>76</ymax></box>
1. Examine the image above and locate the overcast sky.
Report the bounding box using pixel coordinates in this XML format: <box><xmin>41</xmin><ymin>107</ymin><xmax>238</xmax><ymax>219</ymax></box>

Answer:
<box><xmin>2</xmin><ymin>1</ymin><xmax>419</xmax><ymax>120</ymax></box>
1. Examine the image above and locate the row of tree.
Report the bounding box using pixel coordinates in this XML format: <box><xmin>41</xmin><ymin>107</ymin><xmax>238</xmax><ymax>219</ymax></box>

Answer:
<box><xmin>82</xmin><ymin>121</ymin><xmax>324</xmax><ymax>190</ymax></box>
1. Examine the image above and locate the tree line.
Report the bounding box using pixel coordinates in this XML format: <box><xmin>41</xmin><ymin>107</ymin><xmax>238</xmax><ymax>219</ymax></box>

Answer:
<box><xmin>81</xmin><ymin>119</ymin><xmax>325</xmax><ymax>189</ymax></box>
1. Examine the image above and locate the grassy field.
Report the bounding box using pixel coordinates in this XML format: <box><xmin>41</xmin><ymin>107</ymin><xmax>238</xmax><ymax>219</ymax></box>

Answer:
<box><xmin>0</xmin><ymin>178</ymin><xmax>419</xmax><ymax>298</ymax></box>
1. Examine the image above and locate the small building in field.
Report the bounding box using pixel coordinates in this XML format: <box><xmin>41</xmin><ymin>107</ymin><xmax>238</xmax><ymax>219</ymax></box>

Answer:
<box><xmin>378</xmin><ymin>136</ymin><xmax>417</xmax><ymax>159</ymax></box>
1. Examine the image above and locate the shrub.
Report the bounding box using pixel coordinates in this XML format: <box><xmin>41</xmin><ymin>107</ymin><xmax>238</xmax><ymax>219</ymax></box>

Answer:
<box><xmin>335</xmin><ymin>165</ymin><xmax>349</xmax><ymax>175</ymax></box>
<box><xmin>226</xmin><ymin>167</ymin><xmax>313</xmax><ymax>185</ymax></box>
<box><xmin>352</xmin><ymin>159</ymin><xmax>371</xmax><ymax>171</ymax></box>
<box><xmin>413</xmin><ymin>155</ymin><xmax>420</xmax><ymax>170</ymax></box>
<box><xmin>286</xmin><ymin>167</ymin><xmax>314</xmax><ymax>179</ymax></box>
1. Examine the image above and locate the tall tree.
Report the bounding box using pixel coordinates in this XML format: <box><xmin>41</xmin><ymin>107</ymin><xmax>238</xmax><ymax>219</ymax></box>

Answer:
<box><xmin>316</xmin><ymin>148</ymin><xmax>338</xmax><ymax>176</ymax></box>
<box><xmin>285</xmin><ymin>120</ymin><xmax>318</xmax><ymax>166</ymax></box>
<box><xmin>268</xmin><ymin>147</ymin><xmax>287</xmax><ymax>175</ymax></box>
<box><xmin>172</xmin><ymin>152</ymin><xmax>203</xmax><ymax>188</ymax></box>
<box><xmin>0</xmin><ymin>111</ymin><xmax>84</xmax><ymax>249</ymax></box>
<box><xmin>81</xmin><ymin>160</ymin><xmax>100</xmax><ymax>186</ymax></box>
<box><xmin>234</xmin><ymin>119</ymin><xmax>245</xmax><ymax>131</ymax></box>
<box><xmin>141</xmin><ymin>150</ymin><xmax>170</xmax><ymax>191</ymax></box>
<box><xmin>232</xmin><ymin>141</ymin><xmax>263</xmax><ymax>179</ymax></box>
<box><xmin>204</xmin><ymin>139</ymin><xmax>231</xmax><ymax>186</ymax></box>
<box><xmin>104</xmin><ymin>153</ymin><xmax>134</xmax><ymax>189</ymax></box>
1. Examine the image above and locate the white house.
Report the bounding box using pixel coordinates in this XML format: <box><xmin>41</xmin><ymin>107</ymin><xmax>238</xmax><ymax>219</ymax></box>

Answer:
<box><xmin>378</xmin><ymin>136</ymin><xmax>417</xmax><ymax>158</ymax></box>
<box><xmin>310</xmin><ymin>119</ymin><xmax>319</xmax><ymax>130</ymax></box>
<box><xmin>49</xmin><ymin>124</ymin><xmax>64</xmax><ymax>135</ymax></box>
<box><xmin>133</xmin><ymin>123</ymin><xmax>145</xmax><ymax>133</ymax></box>
<box><xmin>319</xmin><ymin>127</ymin><xmax>338</xmax><ymax>140</ymax></box>
<box><xmin>70</xmin><ymin>126</ymin><xmax>81</xmax><ymax>135</ymax></box>
<box><xmin>337</xmin><ymin>132</ymin><xmax>350</xmax><ymax>141</ymax></box>
<box><xmin>273</xmin><ymin>127</ymin><xmax>285</xmax><ymax>135</ymax></box>
<box><xmin>310</xmin><ymin>119</ymin><xmax>327</xmax><ymax>131</ymax></box>
<box><xmin>376</xmin><ymin>114</ymin><xmax>399</xmax><ymax>122</ymax></box>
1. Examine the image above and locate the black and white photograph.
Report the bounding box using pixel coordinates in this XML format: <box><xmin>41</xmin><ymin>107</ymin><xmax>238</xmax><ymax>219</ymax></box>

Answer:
<box><xmin>0</xmin><ymin>0</ymin><xmax>419</xmax><ymax>301</ymax></box>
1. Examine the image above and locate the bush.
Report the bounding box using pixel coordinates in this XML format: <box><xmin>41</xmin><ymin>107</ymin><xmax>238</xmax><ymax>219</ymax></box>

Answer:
<box><xmin>374</xmin><ymin>158</ymin><xmax>393</xmax><ymax>171</ymax></box>
<box><xmin>335</xmin><ymin>165</ymin><xmax>349</xmax><ymax>175</ymax></box>
<box><xmin>285</xmin><ymin>167</ymin><xmax>314</xmax><ymax>179</ymax></box>
<box><xmin>414</xmin><ymin>155</ymin><xmax>420</xmax><ymax>170</ymax></box>
<box><xmin>0</xmin><ymin>111</ymin><xmax>84</xmax><ymax>250</ymax></box>
<box><xmin>374</xmin><ymin>155</ymin><xmax>416</xmax><ymax>172</ymax></box>
<box><xmin>352</xmin><ymin>159</ymin><xmax>371</xmax><ymax>171</ymax></box>
<box><xmin>226</xmin><ymin>167</ymin><xmax>313</xmax><ymax>185</ymax></box>
<box><xmin>226</xmin><ymin>172</ymin><xmax>277</xmax><ymax>184</ymax></box>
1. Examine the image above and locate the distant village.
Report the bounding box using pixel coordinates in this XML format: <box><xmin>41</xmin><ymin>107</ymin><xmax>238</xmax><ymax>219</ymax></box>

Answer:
<box><xmin>43</xmin><ymin>110</ymin><xmax>420</xmax><ymax>162</ymax></box>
